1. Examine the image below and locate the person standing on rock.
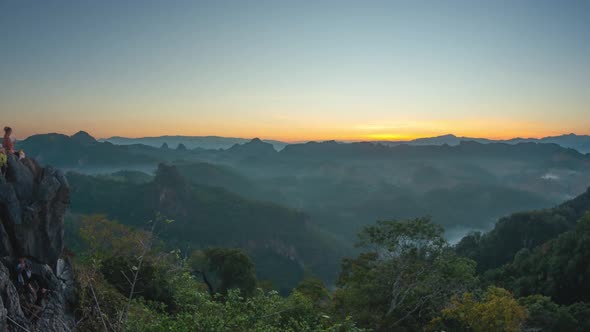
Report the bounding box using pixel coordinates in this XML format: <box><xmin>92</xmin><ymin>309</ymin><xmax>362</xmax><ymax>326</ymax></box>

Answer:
<box><xmin>3</xmin><ymin>126</ymin><xmax>15</xmax><ymax>154</ymax></box>
<box><xmin>17</xmin><ymin>257</ymin><xmax>34</xmax><ymax>294</ymax></box>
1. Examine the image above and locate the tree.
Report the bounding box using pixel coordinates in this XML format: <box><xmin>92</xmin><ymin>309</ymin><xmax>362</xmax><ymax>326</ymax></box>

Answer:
<box><xmin>101</xmin><ymin>255</ymin><xmax>175</xmax><ymax>306</ymax></box>
<box><xmin>294</xmin><ymin>277</ymin><xmax>331</xmax><ymax>309</ymax></box>
<box><xmin>189</xmin><ymin>248</ymin><xmax>257</xmax><ymax>297</ymax></box>
<box><xmin>430</xmin><ymin>287</ymin><xmax>527</xmax><ymax>332</ymax></box>
<box><xmin>127</xmin><ymin>288</ymin><xmax>365</xmax><ymax>332</ymax></box>
<box><xmin>519</xmin><ymin>295</ymin><xmax>577</xmax><ymax>332</ymax></box>
<box><xmin>566</xmin><ymin>302</ymin><xmax>590</xmax><ymax>332</ymax></box>
<box><xmin>333</xmin><ymin>217</ymin><xmax>477</xmax><ymax>331</ymax></box>
<box><xmin>488</xmin><ymin>213</ymin><xmax>590</xmax><ymax>304</ymax></box>
<box><xmin>454</xmin><ymin>188</ymin><xmax>590</xmax><ymax>273</ymax></box>
<box><xmin>76</xmin><ymin>215</ymin><xmax>173</xmax><ymax>331</ymax></box>
<box><xmin>79</xmin><ymin>215</ymin><xmax>148</xmax><ymax>260</ymax></box>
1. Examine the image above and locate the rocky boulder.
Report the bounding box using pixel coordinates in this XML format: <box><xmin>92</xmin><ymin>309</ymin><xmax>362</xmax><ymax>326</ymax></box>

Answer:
<box><xmin>0</xmin><ymin>154</ymin><xmax>74</xmax><ymax>331</ymax></box>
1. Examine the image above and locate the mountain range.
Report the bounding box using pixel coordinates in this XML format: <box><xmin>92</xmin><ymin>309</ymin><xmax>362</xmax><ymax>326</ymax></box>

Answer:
<box><xmin>24</xmin><ymin>131</ymin><xmax>590</xmax><ymax>170</ymax></box>
<box><xmin>100</xmin><ymin>135</ymin><xmax>289</xmax><ymax>150</ymax></box>
<box><xmin>97</xmin><ymin>133</ymin><xmax>590</xmax><ymax>153</ymax></box>
<box><xmin>374</xmin><ymin>133</ymin><xmax>590</xmax><ymax>153</ymax></box>
<box><xmin>17</xmin><ymin>130</ymin><xmax>590</xmax><ymax>245</ymax></box>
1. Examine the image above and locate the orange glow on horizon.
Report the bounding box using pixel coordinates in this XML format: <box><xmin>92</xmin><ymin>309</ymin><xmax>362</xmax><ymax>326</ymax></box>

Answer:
<box><xmin>18</xmin><ymin>128</ymin><xmax>588</xmax><ymax>144</ymax></box>
<box><xmin>11</xmin><ymin>113</ymin><xmax>589</xmax><ymax>143</ymax></box>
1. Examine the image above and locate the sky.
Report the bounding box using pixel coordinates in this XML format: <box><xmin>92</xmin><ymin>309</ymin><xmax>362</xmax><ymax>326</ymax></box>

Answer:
<box><xmin>0</xmin><ymin>0</ymin><xmax>589</xmax><ymax>141</ymax></box>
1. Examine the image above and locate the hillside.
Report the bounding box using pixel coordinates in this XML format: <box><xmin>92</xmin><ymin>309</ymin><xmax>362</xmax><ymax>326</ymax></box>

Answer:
<box><xmin>173</xmin><ymin>162</ymin><xmax>286</xmax><ymax>204</ymax></box>
<box><xmin>488</xmin><ymin>212</ymin><xmax>590</xmax><ymax>305</ymax></box>
<box><xmin>66</xmin><ymin>164</ymin><xmax>346</xmax><ymax>292</ymax></box>
<box><xmin>456</xmin><ymin>186</ymin><xmax>590</xmax><ymax>272</ymax></box>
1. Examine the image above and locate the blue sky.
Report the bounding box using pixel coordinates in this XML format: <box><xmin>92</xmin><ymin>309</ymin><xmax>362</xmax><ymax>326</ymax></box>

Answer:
<box><xmin>1</xmin><ymin>0</ymin><xmax>588</xmax><ymax>140</ymax></box>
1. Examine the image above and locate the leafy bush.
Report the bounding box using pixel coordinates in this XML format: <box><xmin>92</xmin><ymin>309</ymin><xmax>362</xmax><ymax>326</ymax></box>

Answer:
<box><xmin>429</xmin><ymin>287</ymin><xmax>527</xmax><ymax>332</ymax></box>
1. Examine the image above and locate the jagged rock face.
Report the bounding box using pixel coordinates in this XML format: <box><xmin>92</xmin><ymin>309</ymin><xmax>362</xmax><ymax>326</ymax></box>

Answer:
<box><xmin>0</xmin><ymin>154</ymin><xmax>74</xmax><ymax>331</ymax></box>
<box><xmin>0</xmin><ymin>154</ymin><xmax>69</xmax><ymax>267</ymax></box>
<box><xmin>0</xmin><ymin>258</ymin><xmax>76</xmax><ymax>332</ymax></box>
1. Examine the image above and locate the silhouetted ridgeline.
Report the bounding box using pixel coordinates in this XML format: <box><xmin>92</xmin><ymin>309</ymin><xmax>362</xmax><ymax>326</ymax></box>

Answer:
<box><xmin>101</xmin><ymin>133</ymin><xmax>590</xmax><ymax>153</ymax></box>
<box><xmin>19</xmin><ymin>132</ymin><xmax>590</xmax><ymax>169</ymax></box>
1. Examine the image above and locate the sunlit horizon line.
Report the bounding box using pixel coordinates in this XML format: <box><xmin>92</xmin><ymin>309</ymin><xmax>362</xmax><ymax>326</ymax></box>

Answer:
<box><xmin>21</xmin><ymin>130</ymin><xmax>590</xmax><ymax>144</ymax></box>
<box><xmin>270</xmin><ymin>132</ymin><xmax>589</xmax><ymax>143</ymax></box>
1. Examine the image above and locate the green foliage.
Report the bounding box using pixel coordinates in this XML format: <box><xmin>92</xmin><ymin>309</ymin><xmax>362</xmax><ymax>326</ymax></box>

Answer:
<box><xmin>519</xmin><ymin>295</ymin><xmax>577</xmax><ymax>331</ymax></box>
<box><xmin>101</xmin><ymin>255</ymin><xmax>175</xmax><ymax>306</ymax></box>
<box><xmin>65</xmin><ymin>177</ymin><xmax>590</xmax><ymax>331</ymax></box>
<box><xmin>294</xmin><ymin>277</ymin><xmax>331</xmax><ymax>309</ymax></box>
<box><xmin>357</xmin><ymin>217</ymin><xmax>447</xmax><ymax>254</ymax></box>
<box><xmin>78</xmin><ymin>215</ymin><xmax>149</xmax><ymax>260</ymax></box>
<box><xmin>74</xmin><ymin>215</ymin><xmax>181</xmax><ymax>329</ymax></box>
<box><xmin>190</xmin><ymin>248</ymin><xmax>258</xmax><ymax>297</ymax></box>
<box><xmin>456</xmin><ymin>188</ymin><xmax>590</xmax><ymax>272</ymax></box>
<box><xmin>566</xmin><ymin>302</ymin><xmax>590</xmax><ymax>332</ymax></box>
<box><xmin>334</xmin><ymin>217</ymin><xmax>477</xmax><ymax>331</ymax></box>
<box><xmin>518</xmin><ymin>296</ymin><xmax>590</xmax><ymax>332</ymax></box>
<box><xmin>75</xmin><ymin>261</ymin><xmax>128</xmax><ymax>332</ymax></box>
<box><xmin>430</xmin><ymin>287</ymin><xmax>527</xmax><ymax>332</ymax></box>
<box><xmin>127</xmin><ymin>288</ymin><xmax>364</xmax><ymax>332</ymax></box>
<box><xmin>72</xmin><ymin>214</ymin><xmax>365</xmax><ymax>332</ymax></box>
<box><xmin>101</xmin><ymin>243</ymin><xmax>361</xmax><ymax>332</ymax></box>
<box><xmin>64</xmin><ymin>213</ymin><xmax>88</xmax><ymax>253</ymax></box>
<box><xmin>488</xmin><ymin>213</ymin><xmax>590</xmax><ymax>304</ymax></box>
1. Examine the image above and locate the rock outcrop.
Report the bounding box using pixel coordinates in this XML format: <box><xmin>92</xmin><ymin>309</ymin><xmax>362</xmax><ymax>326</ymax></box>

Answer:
<box><xmin>0</xmin><ymin>154</ymin><xmax>74</xmax><ymax>331</ymax></box>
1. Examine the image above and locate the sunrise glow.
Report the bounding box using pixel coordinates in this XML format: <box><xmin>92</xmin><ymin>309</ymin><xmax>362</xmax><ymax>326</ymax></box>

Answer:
<box><xmin>1</xmin><ymin>1</ymin><xmax>588</xmax><ymax>141</ymax></box>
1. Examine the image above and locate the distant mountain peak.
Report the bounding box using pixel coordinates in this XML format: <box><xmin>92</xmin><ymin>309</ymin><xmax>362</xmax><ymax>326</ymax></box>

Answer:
<box><xmin>226</xmin><ymin>137</ymin><xmax>277</xmax><ymax>156</ymax></box>
<box><xmin>70</xmin><ymin>130</ymin><xmax>97</xmax><ymax>144</ymax></box>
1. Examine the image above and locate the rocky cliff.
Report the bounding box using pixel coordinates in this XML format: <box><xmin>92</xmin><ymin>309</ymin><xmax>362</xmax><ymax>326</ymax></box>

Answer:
<box><xmin>0</xmin><ymin>154</ymin><xmax>74</xmax><ymax>331</ymax></box>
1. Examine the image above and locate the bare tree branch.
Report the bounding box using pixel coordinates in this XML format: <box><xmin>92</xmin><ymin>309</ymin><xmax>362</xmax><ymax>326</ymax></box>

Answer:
<box><xmin>89</xmin><ymin>282</ymin><xmax>110</xmax><ymax>332</ymax></box>
<box><xmin>116</xmin><ymin>219</ymin><xmax>157</xmax><ymax>331</ymax></box>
